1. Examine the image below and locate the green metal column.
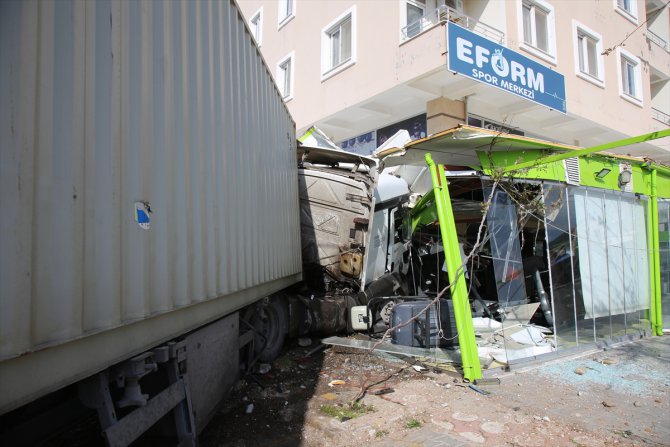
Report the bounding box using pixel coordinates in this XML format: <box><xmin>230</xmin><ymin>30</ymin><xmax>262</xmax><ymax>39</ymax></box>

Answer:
<box><xmin>650</xmin><ymin>169</ymin><xmax>663</xmax><ymax>335</ymax></box>
<box><xmin>425</xmin><ymin>153</ymin><xmax>482</xmax><ymax>381</ymax></box>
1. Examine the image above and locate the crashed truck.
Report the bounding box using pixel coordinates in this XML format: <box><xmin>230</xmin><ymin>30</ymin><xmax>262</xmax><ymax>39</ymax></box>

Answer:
<box><xmin>2</xmin><ymin>0</ymin><xmax>669</xmax><ymax>444</ymax></box>
<box><xmin>0</xmin><ymin>0</ymin><xmax>436</xmax><ymax>443</ymax></box>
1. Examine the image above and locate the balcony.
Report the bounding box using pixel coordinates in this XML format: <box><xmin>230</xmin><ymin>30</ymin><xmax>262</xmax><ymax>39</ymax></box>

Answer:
<box><xmin>401</xmin><ymin>5</ymin><xmax>504</xmax><ymax>44</ymax></box>
<box><xmin>647</xmin><ymin>29</ymin><xmax>669</xmax><ymax>52</ymax></box>
<box><xmin>652</xmin><ymin>107</ymin><xmax>670</xmax><ymax>125</ymax></box>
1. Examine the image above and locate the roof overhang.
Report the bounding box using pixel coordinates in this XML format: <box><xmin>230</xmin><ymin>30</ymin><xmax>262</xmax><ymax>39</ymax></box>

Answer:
<box><xmin>376</xmin><ymin>124</ymin><xmax>579</xmax><ymax>169</ymax></box>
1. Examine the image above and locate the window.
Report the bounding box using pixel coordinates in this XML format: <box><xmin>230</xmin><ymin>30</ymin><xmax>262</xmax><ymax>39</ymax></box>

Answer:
<box><xmin>249</xmin><ymin>8</ymin><xmax>262</xmax><ymax>46</ymax></box>
<box><xmin>520</xmin><ymin>0</ymin><xmax>556</xmax><ymax>62</ymax></box>
<box><xmin>328</xmin><ymin>17</ymin><xmax>351</xmax><ymax>68</ymax></box>
<box><xmin>573</xmin><ymin>22</ymin><xmax>604</xmax><ymax>86</ymax></box>
<box><xmin>577</xmin><ymin>33</ymin><xmax>597</xmax><ymax>76</ymax></box>
<box><xmin>617</xmin><ymin>48</ymin><xmax>642</xmax><ymax>105</ymax></box>
<box><xmin>405</xmin><ymin>0</ymin><xmax>426</xmax><ymax>39</ymax></box>
<box><xmin>321</xmin><ymin>7</ymin><xmax>356</xmax><ymax>80</ymax></box>
<box><xmin>445</xmin><ymin>0</ymin><xmax>464</xmax><ymax>11</ymax></box>
<box><xmin>615</xmin><ymin>0</ymin><xmax>637</xmax><ymax>21</ymax></box>
<box><xmin>278</xmin><ymin>0</ymin><xmax>295</xmax><ymax>28</ymax></box>
<box><xmin>277</xmin><ymin>53</ymin><xmax>294</xmax><ymax>100</ymax></box>
<box><xmin>621</xmin><ymin>57</ymin><xmax>637</xmax><ymax>96</ymax></box>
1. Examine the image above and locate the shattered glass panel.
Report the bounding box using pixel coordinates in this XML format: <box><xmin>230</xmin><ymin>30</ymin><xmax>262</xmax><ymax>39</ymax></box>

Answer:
<box><xmin>484</xmin><ymin>187</ymin><xmax>527</xmax><ymax>307</ymax></box>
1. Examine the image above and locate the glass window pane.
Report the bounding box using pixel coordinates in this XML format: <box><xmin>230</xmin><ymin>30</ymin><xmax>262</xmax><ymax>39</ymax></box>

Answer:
<box><xmin>623</xmin><ymin>60</ymin><xmax>629</xmax><ymax>94</ymax></box>
<box><xmin>621</xmin><ymin>196</ymin><xmax>642</xmax><ymax>334</ymax></box>
<box><xmin>535</xmin><ymin>7</ymin><xmax>548</xmax><ymax>52</ymax></box>
<box><xmin>572</xmin><ymin>189</ymin><xmax>595</xmax><ymax>342</ymax></box>
<box><xmin>659</xmin><ymin>202</ymin><xmax>670</xmax><ymax>331</ymax></box>
<box><xmin>279</xmin><ymin>0</ymin><xmax>291</xmax><ymax>20</ymax></box>
<box><xmin>279</xmin><ymin>61</ymin><xmax>289</xmax><ymax>97</ymax></box>
<box><xmin>485</xmin><ymin>188</ymin><xmax>527</xmax><ymax>308</ymax></box>
<box><xmin>341</xmin><ymin>18</ymin><xmax>352</xmax><ymax>62</ymax></box>
<box><xmin>633</xmin><ymin>199</ymin><xmax>651</xmax><ymax>332</ymax></box>
<box><xmin>406</xmin><ymin>4</ymin><xmax>424</xmax><ymax>37</ymax></box>
<box><xmin>331</xmin><ymin>29</ymin><xmax>340</xmax><ymax>67</ymax></box>
<box><xmin>618</xmin><ymin>0</ymin><xmax>631</xmax><ymax>13</ymax></box>
<box><xmin>578</xmin><ymin>35</ymin><xmax>586</xmax><ymax>73</ymax></box>
<box><xmin>522</xmin><ymin>4</ymin><xmax>532</xmax><ymax>45</ymax></box>
<box><xmin>543</xmin><ymin>185</ymin><xmax>579</xmax><ymax>348</ymax></box>
<box><xmin>584</xmin><ymin>190</ymin><xmax>611</xmax><ymax>340</ymax></box>
<box><xmin>622</xmin><ymin>58</ymin><xmax>636</xmax><ymax>96</ymax></box>
<box><xmin>283</xmin><ymin>60</ymin><xmax>291</xmax><ymax>97</ymax></box>
<box><xmin>626</xmin><ymin>62</ymin><xmax>636</xmax><ymax>96</ymax></box>
<box><xmin>586</xmin><ymin>36</ymin><xmax>598</xmax><ymax>76</ymax></box>
<box><xmin>605</xmin><ymin>194</ymin><xmax>623</xmax><ymax>339</ymax></box>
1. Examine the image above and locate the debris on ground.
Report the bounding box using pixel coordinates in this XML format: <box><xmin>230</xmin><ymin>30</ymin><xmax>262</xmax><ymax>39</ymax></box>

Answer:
<box><xmin>199</xmin><ymin>337</ymin><xmax>670</xmax><ymax>447</ymax></box>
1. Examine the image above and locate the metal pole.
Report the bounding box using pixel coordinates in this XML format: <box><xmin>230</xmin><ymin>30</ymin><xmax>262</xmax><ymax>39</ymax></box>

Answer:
<box><xmin>425</xmin><ymin>153</ymin><xmax>482</xmax><ymax>381</ymax></box>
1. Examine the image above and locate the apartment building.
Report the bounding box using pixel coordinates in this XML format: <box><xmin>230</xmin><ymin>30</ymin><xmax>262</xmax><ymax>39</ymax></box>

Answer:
<box><xmin>239</xmin><ymin>0</ymin><xmax>670</xmax><ymax>160</ymax></box>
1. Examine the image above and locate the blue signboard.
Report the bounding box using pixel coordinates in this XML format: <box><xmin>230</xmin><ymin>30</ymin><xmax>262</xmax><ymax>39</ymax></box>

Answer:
<box><xmin>447</xmin><ymin>22</ymin><xmax>566</xmax><ymax>113</ymax></box>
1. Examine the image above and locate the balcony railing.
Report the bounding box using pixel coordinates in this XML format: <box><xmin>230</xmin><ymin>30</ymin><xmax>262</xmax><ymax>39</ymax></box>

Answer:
<box><xmin>646</xmin><ymin>29</ymin><xmax>669</xmax><ymax>52</ymax></box>
<box><xmin>401</xmin><ymin>5</ymin><xmax>505</xmax><ymax>44</ymax></box>
<box><xmin>652</xmin><ymin>107</ymin><xmax>670</xmax><ymax>125</ymax></box>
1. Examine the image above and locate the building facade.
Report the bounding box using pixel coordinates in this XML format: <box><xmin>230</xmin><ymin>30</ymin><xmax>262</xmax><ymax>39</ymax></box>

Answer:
<box><xmin>239</xmin><ymin>0</ymin><xmax>670</xmax><ymax>160</ymax></box>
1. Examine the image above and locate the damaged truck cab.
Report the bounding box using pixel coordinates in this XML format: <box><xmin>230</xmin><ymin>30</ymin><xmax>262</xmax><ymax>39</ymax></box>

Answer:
<box><xmin>290</xmin><ymin>147</ymin><xmax>411</xmax><ymax>336</ymax></box>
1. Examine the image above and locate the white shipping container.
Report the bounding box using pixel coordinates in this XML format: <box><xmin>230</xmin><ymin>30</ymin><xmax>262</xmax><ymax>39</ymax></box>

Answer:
<box><xmin>0</xmin><ymin>0</ymin><xmax>302</xmax><ymax>413</ymax></box>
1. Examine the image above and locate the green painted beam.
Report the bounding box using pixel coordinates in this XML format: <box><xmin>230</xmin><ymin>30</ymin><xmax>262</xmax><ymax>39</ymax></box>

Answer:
<box><xmin>502</xmin><ymin>129</ymin><xmax>670</xmax><ymax>173</ymax></box>
<box><xmin>425</xmin><ymin>153</ymin><xmax>482</xmax><ymax>381</ymax></box>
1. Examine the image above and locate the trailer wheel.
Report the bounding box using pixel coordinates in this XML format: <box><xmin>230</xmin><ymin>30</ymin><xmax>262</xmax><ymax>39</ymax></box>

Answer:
<box><xmin>250</xmin><ymin>296</ymin><xmax>288</xmax><ymax>362</ymax></box>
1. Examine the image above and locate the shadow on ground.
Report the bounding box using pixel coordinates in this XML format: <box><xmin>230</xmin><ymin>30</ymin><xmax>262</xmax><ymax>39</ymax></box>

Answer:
<box><xmin>199</xmin><ymin>339</ymin><xmax>326</xmax><ymax>447</ymax></box>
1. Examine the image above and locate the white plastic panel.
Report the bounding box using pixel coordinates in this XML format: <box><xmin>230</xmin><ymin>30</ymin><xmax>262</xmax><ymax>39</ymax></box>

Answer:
<box><xmin>0</xmin><ymin>0</ymin><xmax>300</xmax><ymax>367</ymax></box>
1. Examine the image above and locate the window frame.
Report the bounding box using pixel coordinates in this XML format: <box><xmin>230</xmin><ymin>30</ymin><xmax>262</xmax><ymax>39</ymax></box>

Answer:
<box><xmin>320</xmin><ymin>6</ymin><xmax>357</xmax><ymax>81</ymax></box>
<box><xmin>277</xmin><ymin>52</ymin><xmax>294</xmax><ymax>102</ymax></box>
<box><xmin>572</xmin><ymin>21</ymin><xmax>605</xmax><ymax>87</ymax></box>
<box><xmin>277</xmin><ymin>0</ymin><xmax>296</xmax><ymax>30</ymax></box>
<box><xmin>614</xmin><ymin>0</ymin><xmax>638</xmax><ymax>24</ymax></box>
<box><xmin>616</xmin><ymin>48</ymin><xmax>643</xmax><ymax>106</ymax></box>
<box><xmin>405</xmin><ymin>0</ymin><xmax>427</xmax><ymax>39</ymax></box>
<box><xmin>249</xmin><ymin>7</ymin><xmax>263</xmax><ymax>47</ymax></box>
<box><xmin>518</xmin><ymin>0</ymin><xmax>557</xmax><ymax>65</ymax></box>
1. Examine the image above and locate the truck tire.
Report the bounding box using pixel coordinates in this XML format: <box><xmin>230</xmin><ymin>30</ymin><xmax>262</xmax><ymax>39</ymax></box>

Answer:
<box><xmin>250</xmin><ymin>296</ymin><xmax>289</xmax><ymax>362</ymax></box>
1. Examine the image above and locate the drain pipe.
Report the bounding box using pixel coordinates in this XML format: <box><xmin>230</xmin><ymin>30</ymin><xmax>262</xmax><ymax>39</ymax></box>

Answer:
<box><xmin>534</xmin><ymin>271</ymin><xmax>553</xmax><ymax>327</ymax></box>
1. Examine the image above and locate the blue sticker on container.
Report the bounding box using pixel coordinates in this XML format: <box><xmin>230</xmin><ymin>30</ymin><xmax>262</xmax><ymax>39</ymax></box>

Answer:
<box><xmin>134</xmin><ymin>201</ymin><xmax>151</xmax><ymax>230</ymax></box>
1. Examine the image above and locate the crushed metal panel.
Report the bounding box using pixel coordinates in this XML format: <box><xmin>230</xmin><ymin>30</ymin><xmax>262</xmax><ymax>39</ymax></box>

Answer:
<box><xmin>299</xmin><ymin>169</ymin><xmax>373</xmax><ymax>283</ymax></box>
<box><xmin>299</xmin><ymin>145</ymin><xmax>378</xmax><ymax>169</ymax></box>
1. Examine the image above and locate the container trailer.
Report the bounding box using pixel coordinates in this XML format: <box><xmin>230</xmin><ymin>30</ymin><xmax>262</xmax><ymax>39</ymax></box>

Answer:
<box><xmin>0</xmin><ymin>0</ymin><xmax>301</xmax><ymax>443</ymax></box>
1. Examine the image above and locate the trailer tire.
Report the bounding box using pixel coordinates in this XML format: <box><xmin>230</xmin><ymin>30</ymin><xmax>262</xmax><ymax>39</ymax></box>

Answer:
<box><xmin>250</xmin><ymin>296</ymin><xmax>289</xmax><ymax>362</ymax></box>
